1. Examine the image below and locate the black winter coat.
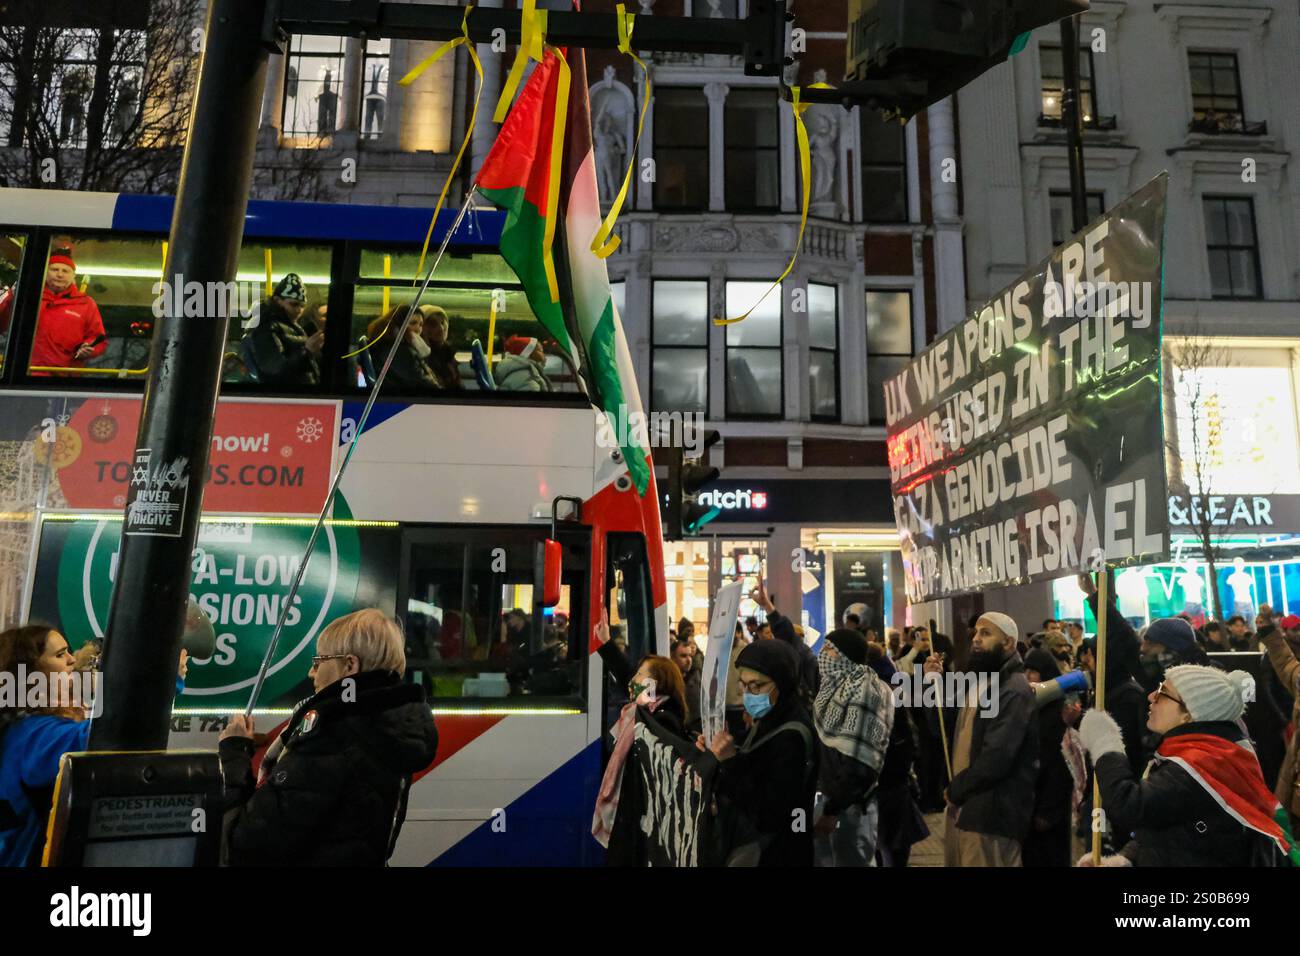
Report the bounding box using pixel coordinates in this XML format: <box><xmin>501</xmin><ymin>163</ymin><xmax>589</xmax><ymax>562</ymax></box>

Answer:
<box><xmin>1097</xmin><ymin>722</ymin><xmax>1279</xmax><ymax>867</ymax></box>
<box><xmin>220</xmin><ymin>671</ymin><xmax>438</xmax><ymax>866</ymax></box>
<box><xmin>245</xmin><ymin>299</ymin><xmax>321</xmax><ymax>385</ymax></box>
<box><xmin>605</xmin><ymin>699</ymin><xmax>695</xmax><ymax>866</ymax></box>
<box><xmin>944</xmin><ymin>653</ymin><xmax>1039</xmax><ymax>841</ymax></box>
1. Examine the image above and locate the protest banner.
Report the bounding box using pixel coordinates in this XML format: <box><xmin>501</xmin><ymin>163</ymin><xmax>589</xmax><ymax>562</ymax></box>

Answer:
<box><xmin>886</xmin><ymin>174</ymin><xmax>1171</xmax><ymax>603</ymax></box>
<box><xmin>699</xmin><ymin>581</ymin><xmax>743</xmax><ymax>744</ymax></box>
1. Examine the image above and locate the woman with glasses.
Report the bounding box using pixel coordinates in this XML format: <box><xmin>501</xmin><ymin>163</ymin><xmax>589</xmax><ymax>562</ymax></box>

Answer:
<box><xmin>591</xmin><ymin>611</ymin><xmax>691</xmax><ymax>864</ymax></box>
<box><xmin>1076</xmin><ymin>663</ymin><xmax>1299</xmax><ymax>867</ymax></box>
<box><xmin>697</xmin><ymin>640</ymin><xmax>819</xmax><ymax>866</ymax></box>
<box><xmin>0</xmin><ymin>625</ymin><xmax>91</xmax><ymax>867</ymax></box>
<box><xmin>218</xmin><ymin>608</ymin><xmax>438</xmax><ymax>866</ymax></box>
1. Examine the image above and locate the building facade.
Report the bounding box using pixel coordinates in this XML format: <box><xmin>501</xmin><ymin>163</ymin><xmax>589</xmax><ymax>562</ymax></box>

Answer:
<box><xmin>956</xmin><ymin>0</ymin><xmax>1300</xmax><ymax>632</ymax></box>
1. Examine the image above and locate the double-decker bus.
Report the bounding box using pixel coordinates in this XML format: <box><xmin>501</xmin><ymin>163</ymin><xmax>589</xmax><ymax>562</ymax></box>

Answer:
<box><xmin>0</xmin><ymin>187</ymin><xmax>667</xmax><ymax>866</ymax></box>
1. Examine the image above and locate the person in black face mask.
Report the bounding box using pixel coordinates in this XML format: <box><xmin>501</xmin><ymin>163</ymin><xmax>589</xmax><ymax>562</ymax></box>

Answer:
<box><xmin>924</xmin><ymin>612</ymin><xmax>1037</xmax><ymax>866</ymax></box>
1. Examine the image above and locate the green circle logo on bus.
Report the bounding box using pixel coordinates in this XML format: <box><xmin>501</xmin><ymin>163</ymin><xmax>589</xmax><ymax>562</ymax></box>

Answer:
<box><xmin>57</xmin><ymin>517</ymin><xmax>363</xmax><ymax>709</ymax></box>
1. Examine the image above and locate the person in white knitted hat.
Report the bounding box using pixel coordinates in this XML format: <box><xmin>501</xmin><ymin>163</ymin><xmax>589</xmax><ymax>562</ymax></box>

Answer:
<box><xmin>1075</xmin><ymin>663</ymin><xmax>1299</xmax><ymax>867</ymax></box>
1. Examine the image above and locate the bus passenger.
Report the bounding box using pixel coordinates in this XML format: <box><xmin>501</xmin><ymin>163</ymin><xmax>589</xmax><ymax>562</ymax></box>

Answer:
<box><xmin>12</xmin><ymin>250</ymin><xmax>107</xmax><ymax>376</ymax></box>
<box><xmin>243</xmin><ymin>273</ymin><xmax>323</xmax><ymax>386</ymax></box>
<box><xmin>418</xmin><ymin>305</ymin><xmax>462</xmax><ymax>390</ymax></box>
<box><xmin>495</xmin><ymin>335</ymin><xmax>553</xmax><ymax>391</ymax></box>
<box><xmin>0</xmin><ymin>625</ymin><xmax>91</xmax><ymax>866</ymax></box>
<box><xmin>218</xmin><ymin>609</ymin><xmax>438</xmax><ymax>866</ymax></box>
<box><xmin>366</xmin><ymin>305</ymin><xmax>439</xmax><ymax>389</ymax></box>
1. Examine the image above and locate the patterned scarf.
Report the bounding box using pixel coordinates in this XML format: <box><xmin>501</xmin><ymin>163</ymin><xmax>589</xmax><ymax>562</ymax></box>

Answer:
<box><xmin>591</xmin><ymin>690</ymin><xmax>667</xmax><ymax>849</ymax></box>
<box><xmin>812</xmin><ymin>648</ymin><xmax>894</xmax><ymax>773</ymax></box>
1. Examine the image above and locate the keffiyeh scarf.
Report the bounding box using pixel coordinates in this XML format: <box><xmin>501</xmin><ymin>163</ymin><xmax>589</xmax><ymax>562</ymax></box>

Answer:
<box><xmin>813</xmin><ymin>648</ymin><xmax>894</xmax><ymax>773</ymax></box>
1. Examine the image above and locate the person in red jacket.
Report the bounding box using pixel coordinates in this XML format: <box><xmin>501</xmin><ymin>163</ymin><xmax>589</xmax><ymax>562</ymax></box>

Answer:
<box><xmin>24</xmin><ymin>250</ymin><xmax>107</xmax><ymax>376</ymax></box>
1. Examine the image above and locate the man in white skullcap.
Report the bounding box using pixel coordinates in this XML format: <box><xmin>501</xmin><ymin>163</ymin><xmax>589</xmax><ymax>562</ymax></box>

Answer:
<box><xmin>924</xmin><ymin>611</ymin><xmax>1037</xmax><ymax>866</ymax></box>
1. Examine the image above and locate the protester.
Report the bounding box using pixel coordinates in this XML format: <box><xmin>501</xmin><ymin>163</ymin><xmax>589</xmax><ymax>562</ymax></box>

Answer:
<box><xmin>914</xmin><ymin>630</ymin><xmax>953</xmax><ymax>813</ymax></box>
<box><xmin>1022</xmin><ymin>648</ymin><xmax>1074</xmax><ymax>867</ymax></box>
<box><xmin>1077</xmin><ymin>665</ymin><xmax>1299</xmax><ymax>866</ymax></box>
<box><xmin>11</xmin><ymin>249</ymin><xmax>107</xmax><ymax>376</ymax></box>
<box><xmin>219</xmin><ymin>609</ymin><xmax>438</xmax><ymax>865</ymax></box>
<box><xmin>244</xmin><ymin>273</ymin><xmax>323</xmax><ymax>385</ymax></box>
<box><xmin>810</xmin><ymin>629</ymin><xmax>894</xmax><ymax>867</ymax></box>
<box><xmin>751</xmin><ymin>583</ymin><xmax>817</xmax><ymax>704</ymax></box>
<box><xmin>494</xmin><ymin>335</ymin><xmax>552</xmax><ymax>391</ymax></box>
<box><xmin>672</xmin><ymin>637</ymin><xmax>703</xmax><ymax>737</ymax></box>
<box><xmin>366</xmin><ymin>305</ymin><xmax>440</xmax><ymax>389</ymax></box>
<box><xmin>417</xmin><ymin>305</ymin><xmax>462</xmax><ymax>389</ymax></box>
<box><xmin>1201</xmin><ymin>620</ymin><xmax>1231</xmax><ymax>652</ymax></box>
<box><xmin>925</xmin><ymin>611</ymin><xmax>1037</xmax><ymax>866</ymax></box>
<box><xmin>1257</xmin><ymin>612</ymin><xmax>1300</xmax><ymax>833</ymax></box>
<box><xmin>698</xmin><ymin>640</ymin><xmax>818</xmax><ymax>866</ymax></box>
<box><xmin>0</xmin><ymin>625</ymin><xmax>91</xmax><ymax>867</ymax></box>
<box><xmin>593</xmin><ymin>638</ymin><xmax>690</xmax><ymax>864</ymax></box>
<box><xmin>1074</xmin><ymin>637</ymin><xmax>1148</xmax><ymax>774</ymax></box>
<box><xmin>1227</xmin><ymin>614</ymin><xmax>1256</xmax><ymax>651</ymax></box>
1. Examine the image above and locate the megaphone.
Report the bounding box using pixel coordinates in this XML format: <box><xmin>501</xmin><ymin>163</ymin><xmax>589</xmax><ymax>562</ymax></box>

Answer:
<box><xmin>1032</xmin><ymin>668</ymin><xmax>1091</xmax><ymax>708</ymax></box>
<box><xmin>182</xmin><ymin>599</ymin><xmax>216</xmax><ymax>660</ymax></box>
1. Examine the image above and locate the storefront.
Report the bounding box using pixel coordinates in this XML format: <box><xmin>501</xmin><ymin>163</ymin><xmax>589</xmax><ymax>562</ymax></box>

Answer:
<box><xmin>661</xmin><ymin>477</ymin><xmax>908</xmax><ymax>648</ymax></box>
<box><xmin>1048</xmin><ymin>338</ymin><xmax>1300</xmax><ymax>630</ymax></box>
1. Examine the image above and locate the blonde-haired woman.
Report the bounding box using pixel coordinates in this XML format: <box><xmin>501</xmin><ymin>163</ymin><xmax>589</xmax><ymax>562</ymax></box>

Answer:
<box><xmin>219</xmin><ymin>609</ymin><xmax>438</xmax><ymax>865</ymax></box>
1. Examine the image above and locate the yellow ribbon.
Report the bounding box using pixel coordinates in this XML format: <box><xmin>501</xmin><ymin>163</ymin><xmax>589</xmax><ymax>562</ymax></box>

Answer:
<box><xmin>494</xmin><ymin>0</ymin><xmax>542</xmax><ymax>124</ymax></box>
<box><xmin>343</xmin><ymin>6</ymin><xmax>484</xmax><ymax>362</ymax></box>
<box><xmin>541</xmin><ymin>43</ymin><xmax>571</xmax><ymax>303</ymax></box>
<box><xmin>589</xmin><ymin>5</ymin><xmax>650</xmax><ymax>258</ymax></box>
<box><xmin>713</xmin><ymin>83</ymin><xmax>830</xmax><ymax>326</ymax></box>
<box><xmin>401</xmin><ymin>4</ymin><xmax>485</xmax><ymax>279</ymax></box>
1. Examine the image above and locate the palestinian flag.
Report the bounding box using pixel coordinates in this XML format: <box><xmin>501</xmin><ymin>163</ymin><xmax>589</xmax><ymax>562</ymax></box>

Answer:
<box><xmin>1157</xmin><ymin>732</ymin><xmax>1300</xmax><ymax>865</ymax></box>
<box><xmin>476</xmin><ymin>46</ymin><xmax>651</xmax><ymax>495</ymax></box>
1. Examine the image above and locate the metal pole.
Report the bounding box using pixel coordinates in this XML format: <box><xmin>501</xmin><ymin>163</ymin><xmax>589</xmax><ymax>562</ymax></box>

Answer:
<box><xmin>89</xmin><ymin>0</ymin><xmax>270</xmax><ymax>751</ymax></box>
<box><xmin>1060</xmin><ymin>15</ymin><xmax>1089</xmax><ymax>234</ymax></box>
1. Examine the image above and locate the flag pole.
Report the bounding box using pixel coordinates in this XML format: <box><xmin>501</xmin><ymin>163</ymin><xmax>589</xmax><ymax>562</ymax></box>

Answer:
<box><xmin>1091</xmin><ymin>568</ymin><xmax>1110</xmax><ymax>865</ymax></box>
<box><xmin>244</xmin><ymin>186</ymin><xmax>480</xmax><ymax>716</ymax></box>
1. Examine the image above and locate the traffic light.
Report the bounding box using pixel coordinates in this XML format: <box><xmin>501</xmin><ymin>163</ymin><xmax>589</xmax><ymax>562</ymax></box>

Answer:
<box><xmin>845</xmin><ymin>0</ymin><xmax>1089</xmax><ymax>118</ymax></box>
<box><xmin>666</xmin><ymin>429</ymin><xmax>721</xmax><ymax>540</ymax></box>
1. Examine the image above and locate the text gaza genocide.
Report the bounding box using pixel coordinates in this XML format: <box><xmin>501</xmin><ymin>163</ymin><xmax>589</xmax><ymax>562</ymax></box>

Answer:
<box><xmin>885</xmin><ymin>218</ymin><xmax>1141</xmax><ymax>486</ymax></box>
<box><xmin>882</xmin><ymin>176</ymin><xmax>1170</xmax><ymax>603</ymax></box>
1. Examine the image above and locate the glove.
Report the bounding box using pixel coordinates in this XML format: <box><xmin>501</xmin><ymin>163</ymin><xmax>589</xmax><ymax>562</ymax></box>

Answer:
<box><xmin>1078</xmin><ymin>709</ymin><xmax>1125</xmax><ymax>759</ymax></box>
<box><xmin>1076</xmin><ymin>851</ymin><xmax>1132</xmax><ymax>867</ymax></box>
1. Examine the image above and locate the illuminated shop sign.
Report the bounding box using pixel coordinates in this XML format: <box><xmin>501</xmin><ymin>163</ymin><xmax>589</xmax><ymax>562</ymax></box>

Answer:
<box><xmin>697</xmin><ymin>489</ymin><xmax>768</xmax><ymax>511</ymax></box>
<box><xmin>1168</xmin><ymin>494</ymin><xmax>1274</xmax><ymax>528</ymax></box>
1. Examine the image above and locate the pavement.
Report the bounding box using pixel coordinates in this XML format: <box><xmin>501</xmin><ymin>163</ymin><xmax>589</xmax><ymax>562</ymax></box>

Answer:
<box><xmin>909</xmin><ymin>811</ymin><xmax>947</xmax><ymax>866</ymax></box>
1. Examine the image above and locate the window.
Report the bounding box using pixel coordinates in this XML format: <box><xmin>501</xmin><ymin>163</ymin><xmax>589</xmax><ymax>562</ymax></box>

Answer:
<box><xmin>726</xmin><ymin>281</ymin><xmax>782</xmax><ymax>418</ymax></box>
<box><xmin>223</xmin><ymin>241</ymin><xmax>333</xmax><ymax>387</ymax></box>
<box><xmin>282</xmin><ymin>35</ymin><xmax>346</xmax><ymax>139</ymax></box>
<box><xmin>1203</xmin><ymin>197</ymin><xmax>1262</xmax><ymax>300</ymax></box>
<box><xmin>25</xmin><ymin>234</ymin><xmax>160</xmax><ymax>379</ymax></box>
<box><xmin>653</xmin><ymin>88</ymin><xmax>709</xmax><ymax>210</ymax></box>
<box><xmin>351</xmin><ymin>248</ymin><xmax>579</xmax><ymax>393</ymax></box>
<box><xmin>651</xmin><ymin>280</ymin><xmax>708</xmax><ymax>414</ymax></box>
<box><xmin>0</xmin><ymin>233</ymin><xmax>27</xmax><ymax>369</ymax></box>
<box><xmin>1188</xmin><ymin>52</ymin><xmax>1255</xmax><ymax>133</ymax></box>
<box><xmin>49</xmin><ymin>29</ymin><xmax>145</xmax><ymax>149</ymax></box>
<box><xmin>808</xmin><ymin>283</ymin><xmax>839</xmax><ymax>421</ymax></box>
<box><xmin>866</xmin><ymin>290</ymin><xmax>913</xmax><ymax>425</ymax></box>
<box><xmin>1039</xmin><ymin>45</ymin><xmax>1099</xmax><ymax>126</ymax></box>
<box><xmin>1049</xmin><ymin>190</ymin><xmax>1106</xmax><ymax>246</ymax></box>
<box><xmin>859</xmin><ymin>108</ymin><xmax>908</xmax><ymax>222</ymax></box>
<box><xmin>725</xmin><ymin>89</ymin><xmax>780</xmax><ymax>212</ymax></box>
<box><xmin>359</xmin><ymin>38</ymin><xmax>390</xmax><ymax>141</ymax></box>
<box><xmin>692</xmin><ymin>0</ymin><xmax>738</xmax><ymax>17</ymax></box>
<box><xmin>401</xmin><ymin>525</ymin><xmax>589</xmax><ymax>704</ymax></box>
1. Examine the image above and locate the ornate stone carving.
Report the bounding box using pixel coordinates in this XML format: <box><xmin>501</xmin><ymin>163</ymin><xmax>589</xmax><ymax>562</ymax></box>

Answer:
<box><xmin>591</xmin><ymin>65</ymin><xmax>635</xmax><ymax>204</ymax></box>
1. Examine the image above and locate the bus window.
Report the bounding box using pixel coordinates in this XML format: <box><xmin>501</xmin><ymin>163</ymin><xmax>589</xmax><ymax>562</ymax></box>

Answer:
<box><xmin>353</xmin><ymin>248</ymin><xmax>582</xmax><ymax>394</ymax></box>
<box><xmin>25</xmin><ymin>234</ymin><xmax>160</xmax><ymax>379</ymax></box>
<box><xmin>222</xmin><ymin>241</ymin><xmax>332</xmax><ymax>387</ymax></box>
<box><xmin>402</xmin><ymin>525</ymin><xmax>589</xmax><ymax>705</ymax></box>
<box><xmin>0</xmin><ymin>233</ymin><xmax>27</xmax><ymax>370</ymax></box>
<box><xmin>606</xmin><ymin>532</ymin><xmax>654</xmax><ymax>663</ymax></box>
